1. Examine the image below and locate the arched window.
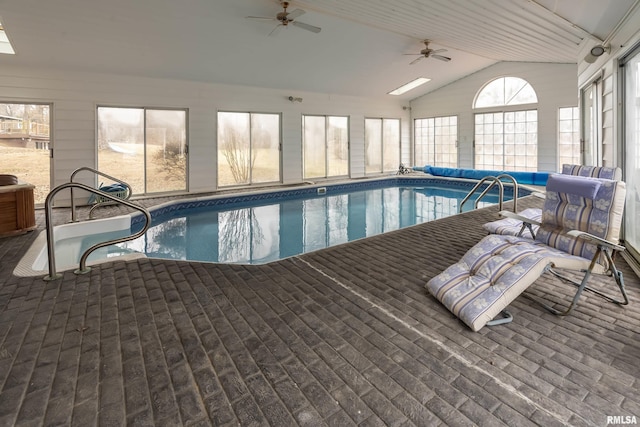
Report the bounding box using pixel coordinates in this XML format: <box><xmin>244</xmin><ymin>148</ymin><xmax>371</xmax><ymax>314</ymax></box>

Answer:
<box><xmin>474</xmin><ymin>77</ymin><xmax>537</xmax><ymax>108</ymax></box>
<box><xmin>473</xmin><ymin>77</ymin><xmax>538</xmax><ymax>172</ymax></box>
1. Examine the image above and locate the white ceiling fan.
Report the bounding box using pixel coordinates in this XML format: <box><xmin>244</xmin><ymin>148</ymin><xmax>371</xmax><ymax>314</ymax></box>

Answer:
<box><xmin>405</xmin><ymin>40</ymin><xmax>451</xmax><ymax>65</ymax></box>
<box><xmin>246</xmin><ymin>1</ymin><xmax>321</xmax><ymax>36</ymax></box>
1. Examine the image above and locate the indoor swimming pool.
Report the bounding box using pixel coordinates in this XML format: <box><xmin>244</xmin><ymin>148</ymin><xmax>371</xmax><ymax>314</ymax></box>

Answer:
<box><xmin>22</xmin><ymin>177</ymin><xmax>528</xmax><ymax>273</ymax></box>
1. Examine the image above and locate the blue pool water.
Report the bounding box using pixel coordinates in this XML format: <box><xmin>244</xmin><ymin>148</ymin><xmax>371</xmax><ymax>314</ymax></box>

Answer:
<box><xmin>81</xmin><ymin>177</ymin><xmax>523</xmax><ymax>265</ymax></box>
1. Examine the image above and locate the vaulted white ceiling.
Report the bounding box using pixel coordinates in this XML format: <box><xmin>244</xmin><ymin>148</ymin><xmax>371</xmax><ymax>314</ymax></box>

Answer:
<box><xmin>0</xmin><ymin>0</ymin><xmax>637</xmax><ymax>100</ymax></box>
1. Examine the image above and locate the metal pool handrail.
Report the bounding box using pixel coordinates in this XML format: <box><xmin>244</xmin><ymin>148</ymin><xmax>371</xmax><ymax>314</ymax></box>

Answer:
<box><xmin>458</xmin><ymin>174</ymin><xmax>519</xmax><ymax>213</ymax></box>
<box><xmin>69</xmin><ymin>166</ymin><xmax>133</xmax><ymax>223</ymax></box>
<box><xmin>44</xmin><ymin>182</ymin><xmax>151</xmax><ymax>281</ymax></box>
<box><xmin>474</xmin><ymin>174</ymin><xmax>519</xmax><ymax>212</ymax></box>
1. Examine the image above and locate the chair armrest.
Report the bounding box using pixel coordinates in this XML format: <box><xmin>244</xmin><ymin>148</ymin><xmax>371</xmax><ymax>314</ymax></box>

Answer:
<box><xmin>498</xmin><ymin>210</ymin><xmax>542</xmax><ymax>227</ymax></box>
<box><xmin>566</xmin><ymin>230</ymin><xmax>626</xmax><ymax>252</ymax></box>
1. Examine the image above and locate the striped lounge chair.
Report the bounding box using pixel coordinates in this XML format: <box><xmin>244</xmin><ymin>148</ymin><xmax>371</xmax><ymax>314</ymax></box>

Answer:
<box><xmin>482</xmin><ymin>164</ymin><xmax>621</xmax><ymax>239</ymax></box>
<box><xmin>426</xmin><ymin>173</ymin><xmax>629</xmax><ymax>331</ymax></box>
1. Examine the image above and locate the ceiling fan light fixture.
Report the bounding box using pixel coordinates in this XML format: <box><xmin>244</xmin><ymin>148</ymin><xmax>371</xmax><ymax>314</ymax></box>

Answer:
<box><xmin>388</xmin><ymin>77</ymin><xmax>431</xmax><ymax>95</ymax></box>
<box><xmin>247</xmin><ymin>1</ymin><xmax>321</xmax><ymax>35</ymax></box>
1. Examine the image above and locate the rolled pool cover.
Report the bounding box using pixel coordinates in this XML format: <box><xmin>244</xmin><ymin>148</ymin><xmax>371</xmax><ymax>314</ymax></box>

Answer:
<box><xmin>413</xmin><ymin>165</ymin><xmax>549</xmax><ymax>186</ymax></box>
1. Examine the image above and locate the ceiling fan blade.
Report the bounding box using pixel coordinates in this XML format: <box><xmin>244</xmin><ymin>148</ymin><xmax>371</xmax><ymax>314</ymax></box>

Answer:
<box><xmin>432</xmin><ymin>54</ymin><xmax>451</xmax><ymax>62</ymax></box>
<box><xmin>410</xmin><ymin>56</ymin><xmax>425</xmax><ymax>65</ymax></box>
<box><xmin>268</xmin><ymin>24</ymin><xmax>284</xmax><ymax>36</ymax></box>
<box><xmin>246</xmin><ymin>15</ymin><xmax>275</xmax><ymax>21</ymax></box>
<box><xmin>292</xmin><ymin>21</ymin><xmax>321</xmax><ymax>33</ymax></box>
<box><xmin>432</xmin><ymin>48</ymin><xmax>447</xmax><ymax>54</ymax></box>
<box><xmin>286</xmin><ymin>9</ymin><xmax>306</xmax><ymax>20</ymax></box>
<box><xmin>403</xmin><ymin>53</ymin><xmax>421</xmax><ymax>56</ymax></box>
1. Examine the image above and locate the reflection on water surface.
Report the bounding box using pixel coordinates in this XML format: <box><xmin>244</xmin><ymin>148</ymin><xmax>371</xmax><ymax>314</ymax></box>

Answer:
<box><xmin>115</xmin><ymin>186</ymin><xmax>501</xmax><ymax>264</ymax></box>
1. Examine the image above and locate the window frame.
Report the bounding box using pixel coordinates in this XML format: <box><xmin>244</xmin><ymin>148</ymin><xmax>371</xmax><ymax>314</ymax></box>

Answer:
<box><xmin>97</xmin><ymin>105</ymin><xmax>189</xmax><ymax>196</ymax></box>
<box><xmin>580</xmin><ymin>78</ymin><xmax>603</xmax><ymax>166</ymax></box>
<box><xmin>557</xmin><ymin>106</ymin><xmax>580</xmax><ymax>170</ymax></box>
<box><xmin>473</xmin><ymin>76</ymin><xmax>538</xmax><ymax>108</ymax></box>
<box><xmin>0</xmin><ymin>101</ymin><xmax>52</xmax><ymax>205</ymax></box>
<box><xmin>302</xmin><ymin>114</ymin><xmax>350</xmax><ymax>180</ymax></box>
<box><xmin>364</xmin><ymin>117</ymin><xmax>401</xmax><ymax>175</ymax></box>
<box><xmin>473</xmin><ymin>109</ymin><xmax>539</xmax><ymax>172</ymax></box>
<box><xmin>620</xmin><ymin>43</ymin><xmax>640</xmax><ymax>268</ymax></box>
<box><xmin>216</xmin><ymin>110</ymin><xmax>282</xmax><ymax>188</ymax></box>
<box><xmin>472</xmin><ymin>76</ymin><xmax>539</xmax><ymax>172</ymax></box>
<box><xmin>413</xmin><ymin>115</ymin><xmax>458</xmax><ymax>168</ymax></box>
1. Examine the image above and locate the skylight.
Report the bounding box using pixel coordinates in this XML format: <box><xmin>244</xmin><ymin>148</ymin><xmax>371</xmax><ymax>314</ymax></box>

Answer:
<box><xmin>388</xmin><ymin>77</ymin><xmax>431</xmax><ymax>95</ymax></box>
<box><xmin>0</xmin><ymin>22</ymin><xmax>16</xmax><ymax>55</ymax></box>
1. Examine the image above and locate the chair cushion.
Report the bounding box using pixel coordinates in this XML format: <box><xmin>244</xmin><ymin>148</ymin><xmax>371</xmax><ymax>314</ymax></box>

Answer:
<box><xmin>546</xmin><ymin>174</ymin><xmax>602</xmax><ymax>199</ymax></box>
<box><xmin>540</xmin><ymin>177</ymin><xmax>625</xmax><ymax>243</ymax></box>
<box><xmin>482</xmin><ymin>207</ymin><xmax>541</xmax><ymax>238</ymax></box>
<box><xmin>536</xmin><ymin>177</ymin><xmax>625</xmax><ymax>266</ymax></box>
<box><xmin>425</xmin><ymin>234</ymin><xmax>592</xmax><ymax>331</ymax></box>
<box><xmin>481</xmin><ymin>167</ymin><xmax>618</xmax><ymax>240</ymax></box>
<box><xmin>561</xmin><ymin>164</ymin><xmax>621</xmax><ymax>180</ymax></box>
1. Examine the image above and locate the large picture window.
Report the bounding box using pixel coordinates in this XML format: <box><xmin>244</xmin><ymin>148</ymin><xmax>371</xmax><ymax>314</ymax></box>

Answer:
<box><xmin>217</xmin><ymin>112</ymin><xmax>281</xmax><ymax>187</ymax></box>
<box><xmin>622</xmin><ymin>47</ymin><xmax>640</xmax><ymax>264</ymax></box>
<box><xmin>581</xmin><ymin>80</ymin><xmax>603</xmax><ymax>166</ymax></box>
<box><xmin>365</xmin><ymin>118</ymin><xmax>400</xmax><ymax>174</ymax></box>
<box><xmin>97</xmin><ymin>107</ymin><xmax>187</xmax><ymax>195</ymax></box>
<box><xmin>474</xmin><ymin>110</ymin><xmax>538</xmax><ymax>171</ymax></box>
<box><xmin>303</xmin><ymin>115</ymin><xmax>349</xmax><ymax>179</ymax></box>
<box><xmin>473</xmin><ymin>77</ymin><xmax>538</xmax><ymax>172</ymax></box>
<box><xmin>558</xmin><ymin>106</ymin><xmax>580</xmax><ymax>170</ymax></box>
<box><xmin>414</xmin><ymin>116</ymin><xmax>457</xmax><ymax>168</ymax></box>
<box><xmin>0</xmin><ymin>103</ymin><xmax>51</xmax><ymax>204</ymax></box>
<box><xmin>475</xmin><ymin>76</ymin><xmax>537</xmax><ymax>108</ymax></box>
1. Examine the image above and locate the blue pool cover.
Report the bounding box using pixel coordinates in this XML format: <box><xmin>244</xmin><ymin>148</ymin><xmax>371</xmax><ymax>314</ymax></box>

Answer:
<box><xmin>414</xmin><ymin>165</ymin><xmax>550</xmax><ymax>186</ymax></box>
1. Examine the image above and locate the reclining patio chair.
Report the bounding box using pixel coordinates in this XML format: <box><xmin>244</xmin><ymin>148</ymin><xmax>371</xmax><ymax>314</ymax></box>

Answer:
<box><xmin>482</xmin><ymin>164</ymin><xmax>622</xmax><ymax>239</ymax></box>
<box><xmin>426</xmin><ymin>173</ymin><xmax>629</xmax><ymax>331</ymax></box>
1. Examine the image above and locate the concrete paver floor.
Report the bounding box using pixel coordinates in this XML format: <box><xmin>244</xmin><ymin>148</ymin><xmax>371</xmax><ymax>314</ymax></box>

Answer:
<box><xmin>0</xmin><ymin>195</ymin><xmax>639</xmax><ymax>426</ymax></box>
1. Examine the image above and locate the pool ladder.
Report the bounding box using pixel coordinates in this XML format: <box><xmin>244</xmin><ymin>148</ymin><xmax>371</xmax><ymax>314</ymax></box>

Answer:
<box><xmin>43</xmin><ymin>169</ymin><xmax>151</xmax><ymax>281</ymax></box>
<box><xmin>459</xmin><ymin>174</ymin><xmax>519</xmax><ymax>213</ymax></box>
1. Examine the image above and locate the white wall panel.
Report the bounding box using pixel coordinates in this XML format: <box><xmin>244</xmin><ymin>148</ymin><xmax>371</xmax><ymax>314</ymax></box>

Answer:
<box><xmin>400</xmin><ymin>116</ymin><xmax>411</xmax><ymax>166</ymax></box>
<box><xmin>281</xmin><ymin>112</ymin><xmax>303</xmax><ymax>184</ymax></box>
<box><xmin>349</xmin><ymin>114</ymin><xmax>365</xmax><ymax>178</ymax></box>
<box><xmin>410</xmin><ymin>62</ymin><xmax>577</xmax><ymax>172</ymax></box>
<box><xmin>0</xmin><ymin>65</ymin><xmax>405</xmax><ymax>201</ymax></box>
<box><xmin>1</xmin><ymin>59</ymin><xmax>586</xmax><ymax>202</ymax></box>
<box><xmin>577</xmin><ymin>7</ymin><xmax>640</xmax><ymax>168</ymax></box>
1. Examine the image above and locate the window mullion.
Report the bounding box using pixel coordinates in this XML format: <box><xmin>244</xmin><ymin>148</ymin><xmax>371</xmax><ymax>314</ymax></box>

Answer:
<box><xmin>378</xmin><ymin>120</ymin><xmax>381</xmax><ymax>174</ymax></box>
<box><xmin>143</xmin><ymin>108</ymin><xmax>148</xmax><ymax>194</ymax></box>
<box><xmin>325</xmin><ymin>117</ymin><xmax>329</xmax><ymax>178</ymax></box>
<box><xmin>249</xmin><ymin>113</ymin><xmax>253</xmax><ymax>184</ymax></box>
